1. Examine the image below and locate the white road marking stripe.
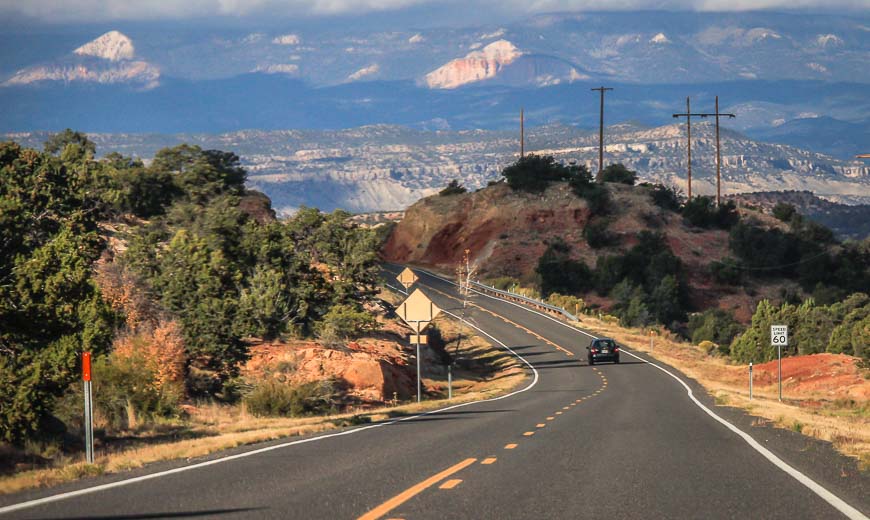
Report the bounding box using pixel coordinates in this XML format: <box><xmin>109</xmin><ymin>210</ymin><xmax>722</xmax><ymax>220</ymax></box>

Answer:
<box><xmin>0</xmin><ymin>286</ymin><xmax>539</xmax><ymax>516</ymax></box>
<box><xmin>414</xmin><ymin>266</ymin><xmax>868</xmax><ymax>520</ymax></box>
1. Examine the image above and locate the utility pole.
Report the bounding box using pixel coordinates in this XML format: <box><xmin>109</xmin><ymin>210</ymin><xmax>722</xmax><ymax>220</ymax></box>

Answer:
<box><xmin>672</xmin><ymin>96</ymin><xmax>706</xmax><ymax>200</ymax></box>
<box><xmin>591</xmin><ymin>86</ymin><xmax>613</xmax><ymax>182</ymax></box>
<box><xmin>714</xmin><ymin>96</ymin><xmax>735</xmax><ymax>206</ymax></box>
<box><xmin>671</xmin><ymin>96</ymin><xmax>734</xmax><ymax>204</ymax></box>
<box><xmin>520</xmin><ymin>108</ymin><xmax>525</xmax><ymax>159</ymax></box>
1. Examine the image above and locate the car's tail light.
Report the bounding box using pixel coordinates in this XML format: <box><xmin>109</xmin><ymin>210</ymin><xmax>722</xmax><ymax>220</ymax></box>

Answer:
<box><xmin>591</xmin><ymin>349</ymin><xmax>598</xmax><ymax>353</ymax></box>
<box><xmin>613</xmin><ymin>347</ymin><xmax>619</xmax><ymax>352</ymax></box>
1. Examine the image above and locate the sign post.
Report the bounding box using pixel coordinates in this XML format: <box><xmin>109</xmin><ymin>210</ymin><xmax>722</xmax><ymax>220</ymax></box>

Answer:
<box><xmin>771</xmin><ymin>325</ymin><xmax>788</xmax><ymax>402</ymax></box>
<box><xmin>396</xmin><ymin>288</ymin><xmax>442</xmax><ymax>403</ymax></box>
<box><xmin>82</xmin><ymin>352</ymin><xmax>94</xmax><ymax>464</ymax></box>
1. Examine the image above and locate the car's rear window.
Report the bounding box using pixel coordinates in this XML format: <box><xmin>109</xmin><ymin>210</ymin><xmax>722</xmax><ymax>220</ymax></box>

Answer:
<box><xmin>595</xmin><ymin>340</ymin><xmax>615</xmax><ymax>349</ymax></box>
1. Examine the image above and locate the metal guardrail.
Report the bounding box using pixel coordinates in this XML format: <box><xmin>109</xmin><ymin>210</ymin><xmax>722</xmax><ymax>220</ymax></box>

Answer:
<box><xmin>468</xmin><ymin>281</ymin><xmax>579</xmax><ymax>322</ymax></box>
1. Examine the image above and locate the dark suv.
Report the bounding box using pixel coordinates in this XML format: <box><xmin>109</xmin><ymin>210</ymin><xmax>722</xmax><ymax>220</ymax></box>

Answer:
<box><xmin>587</xmin><ymin>338</ymin><xmax>619</xmax><ymax>365</ymax></box>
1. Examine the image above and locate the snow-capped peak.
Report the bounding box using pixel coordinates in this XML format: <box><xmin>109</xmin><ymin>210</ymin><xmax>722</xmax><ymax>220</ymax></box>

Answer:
<box><xmin>424</xmin><ymin>40</ymin><xmax>522</xmax><ymax>89</ymax></box>
<box><xmin>650</xmin><ymin>32</ymin><xmax>670</xmax><ymax>44</ymax></box>
<box><xmin>472</xmin><ymin>40</ymin><xmax>522</xmax><ymax>61</ymax></box>
<box><xmin>74</xmin><ymin>31</ymin><xmax>135</xmax><ymax>61</ymax></box>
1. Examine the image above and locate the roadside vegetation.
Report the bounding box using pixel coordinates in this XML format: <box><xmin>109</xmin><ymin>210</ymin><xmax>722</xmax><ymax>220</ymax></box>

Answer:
<box><xmin>567</xmin><ymin>313</ymin><xmax>870</xmax><ymax>470</ymax></box>
<box><xmin>497</xmin><ymin>154</ymin><xmax>870</xmax><ymax>364</ymax></box>
<box><xmin>0</xmin><ymin>131</ymin><xmax>525</xmax><ymax>491</ymax></box>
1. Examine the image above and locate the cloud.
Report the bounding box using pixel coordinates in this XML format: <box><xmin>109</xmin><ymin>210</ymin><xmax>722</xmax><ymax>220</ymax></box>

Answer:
<box><xmin>1</xmin><ymin>0</ymin><xmax>867</xmax><ymax>23</ymax></box>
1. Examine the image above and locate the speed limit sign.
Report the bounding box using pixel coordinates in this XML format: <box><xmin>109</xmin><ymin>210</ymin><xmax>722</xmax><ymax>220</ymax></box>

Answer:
<box><xmin>771</xmin><ymin>325</ymin><xmax>788</xmax><ymax>346</ymax></box>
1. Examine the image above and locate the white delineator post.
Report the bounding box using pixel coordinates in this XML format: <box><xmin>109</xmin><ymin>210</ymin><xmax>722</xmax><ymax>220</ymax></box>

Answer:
<box><xmin>82</xmin><ymin>352</ymin><xmax>94</xmax><ymax>464</ymax></box>
<box><xmin>749</xmin><ymin>362</ymin><xmax>753</xmax><ymax>401</ymax></box>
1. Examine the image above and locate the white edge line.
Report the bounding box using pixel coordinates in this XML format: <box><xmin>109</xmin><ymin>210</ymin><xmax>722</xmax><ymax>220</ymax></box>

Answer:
<box><xmin>411</xmin><ymin>266</ymin><xmax>867</xmax><ymax>520</ymax></box>
<box><xmin>0</xmin><ymin>285</ymin><xmax>539</xmax><ymax>516</ymax></box>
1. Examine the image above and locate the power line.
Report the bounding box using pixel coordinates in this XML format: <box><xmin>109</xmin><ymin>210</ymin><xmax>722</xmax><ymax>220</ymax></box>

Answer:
<box><xmin>591</xmin><ymin>86</ymin><xmax>613</xmax><ymax>182</ymax></box>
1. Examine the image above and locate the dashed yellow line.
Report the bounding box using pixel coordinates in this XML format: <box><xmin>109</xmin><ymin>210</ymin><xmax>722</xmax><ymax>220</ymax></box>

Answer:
<box><xmin>439</xmin><ymin>479</ymin><xmax>462</xmax><ymax>490</ymax></box>
<box><xmin>523</xmin><ymin>431</ymin><xmax>535</xmax><ymax>436</ymax></box>
<box><xmin>505</xmin><ymin>444</ymin><xmax>517</xmax><ymax>450</ymax></box>
<box><xmin>536</xmin><ymin>423</ymin><xmax>546</xmax><ymax>428</ymax></box>
<box><xmin>546</xmin><ymin>416</ymin><xmax>555</xmax><ymax>421</ymax></box>
<box><xmin>358</xmin><ymin>458</ymin><xmax>476</xmax><ymax>520</ymax></box>
<box><xmin>481</xmin><ymin>457</ymin><xmax>497</xmax><ymax>465</ymax></box>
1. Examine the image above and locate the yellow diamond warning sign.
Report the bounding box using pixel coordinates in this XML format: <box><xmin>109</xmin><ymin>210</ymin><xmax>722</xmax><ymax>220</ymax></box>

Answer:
<box><xmin>396</xmin><ymin>288</ymin><xmax>441</xmax><ymax>329</ymax></box>
<box><xmin>396</xmin><ymin>267</ymin><xmax>418</xmax><ymax>289</ymax></box>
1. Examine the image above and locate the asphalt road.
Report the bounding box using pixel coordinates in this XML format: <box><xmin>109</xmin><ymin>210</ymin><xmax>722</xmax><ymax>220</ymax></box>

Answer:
<box><xmin>1</xmin><ymin>265</ymin><xmax>868</xmax><ymax>519</ymax></box>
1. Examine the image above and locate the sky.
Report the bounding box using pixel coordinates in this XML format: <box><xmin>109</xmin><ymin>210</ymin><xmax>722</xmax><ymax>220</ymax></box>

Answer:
<box><xmin>2</xmin><ymin>0</ymin><xmax>868</xmax><ymax>24</ymax></box>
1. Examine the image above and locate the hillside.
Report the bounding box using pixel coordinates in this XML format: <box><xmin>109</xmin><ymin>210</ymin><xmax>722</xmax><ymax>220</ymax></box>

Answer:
<box><xmin>384</xmin><ymin>181</ymin><xmax>782</xmax><ymax>321</ymax></box>
<box><xmin>729</xmin><ymin>190</ymin><xmax>870</xmax><ymax>240</ymax></box>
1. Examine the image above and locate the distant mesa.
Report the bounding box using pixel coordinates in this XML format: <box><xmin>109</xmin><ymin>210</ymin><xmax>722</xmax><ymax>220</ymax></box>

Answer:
<box><xmin>424</xmin><ymin>39</ymin><xmax>588</xmax><ymax>89</ymax></box>
<box><xmin>425</xmin><ymin>40</ymin><xmax>522</xmax><ymax>89</ymax></box>
<box><xmin>74</xmin><ymin>30</ymin><xmax>135</xmax><ymax>61</ymax></box>
<box><xmin>347</xmin><ymin>64</ymin><xmax>379</xmax><ymax>82</ymax></box>
<box><xmin>649</xmin><ymin>32</ymin><xmax>670</xmax><ymax>44</ymax></box>
<box><xmin>253</xmin><ymin>63</ymin><xmax>300</xmax><ymax>75</ymax></box>
<box><xmin>3</xmin><ymin>30</ymin><xmax>160</xmax><ymax>89</ymax></box>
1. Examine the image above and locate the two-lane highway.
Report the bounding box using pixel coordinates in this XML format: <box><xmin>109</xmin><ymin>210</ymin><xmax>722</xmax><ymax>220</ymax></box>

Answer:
<box><xmin>1</xmin><ymin>266</ymin><xmax>867</xmax><ymax>519</ymax></box>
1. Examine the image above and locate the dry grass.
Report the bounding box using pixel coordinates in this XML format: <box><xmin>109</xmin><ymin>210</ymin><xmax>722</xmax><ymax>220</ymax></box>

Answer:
<box><xmin>571</xmin><ymin>314</ymin><xmax>870</xmax><ymax>469</ymax></box>
<box><xmin>0</xmin><ymin>311</ymin><xmax>526</xmax><ymax>495</ymax></box>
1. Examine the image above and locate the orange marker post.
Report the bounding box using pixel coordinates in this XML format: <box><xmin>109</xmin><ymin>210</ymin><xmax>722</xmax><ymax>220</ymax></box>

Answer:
<box><xmin>82</xmin><ymin>352</ymin><xmax>94</xmax><ymax>464</ymax></box>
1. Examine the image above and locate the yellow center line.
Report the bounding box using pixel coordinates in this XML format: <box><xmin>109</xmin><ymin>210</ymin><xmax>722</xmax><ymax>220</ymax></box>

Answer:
<box><xmin>546</xmin><ymin>416</ymin><xmax>555</xmax><ymax>420</ymax></box>
<box><xmin>357</xmin><ymin>458</ymin><xmax>477</xmax><ymax>520</ymax></box>
<box><xmin>563</xmin><ymin>406</ymin><xmax>570</xmax><ymax>410</ymax></box>
<box><xmin>555</xmin><ymin>411</ymin><xmax>563</xmax><ymax>415</ymax></box>
<box><xmin>481</xmin><ymin>457</ymin><xmax>497</xmax><ymax>465</ymax></box>
<box><xmin>439</xmin><ymin>479</ymin><xmax>463</xmax><ymax>490</ymax></box>
<box><xmin>523</xmin><ymin>431</ymin><xmax>535</xmax><ymax>436</ymax></box>
<box><xmin>536</xmin><ymin>423</ymin><xmax>546</xmax><ymax>428</ymax></box>
<box><xmin>504</xmin><ymin>443</ymin><xmax>518</xmax><ymax>449</ymax></box>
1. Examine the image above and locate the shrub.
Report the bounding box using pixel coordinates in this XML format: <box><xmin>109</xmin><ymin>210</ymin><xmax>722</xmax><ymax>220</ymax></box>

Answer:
<box><xmin>54</xmin><ymin>352</ymin><xmax>182</xmax><ymax>433</ymax></box>
<box><xmin>649</xmin><ymin>184</ymin><xmax>683</xmax><ymax>212</ymax></box>
<box><xmin>698</xmin><ymin>340</ymin><xmax>718</xmax><ymax>355</ymax></box>
<box><xmin>439</xmin><ymin>180</ymin><xmax>467</xmax><ymax>196</ymax></box>
<box><xmin>536</xmin><ymin>239</ymin><xmax>594</xmax><ymax>297</ymax></box>
<box><xmin>245</xmin><ymin>379</ymin><xmax>338</xmax><ymax>417</ymax></box>
<box><xmin>317</xmin><ymin>303</ymin><xmax>378</xmax><ymax>343</ymax></box>
<box><xmin>772</xmin><ymin>203</ymin><xmax>797</xmax><ymax>222</ymax></box>
<box><xmin>488</xmin><ymin>276</ymin><xmax>522</xmax><ymax>291</ymax></box>
<box><xmin>710</xmin><ymin>259</ymin><xmax>743</xmax><ymax>285</ymax></box>
<box><xmin>547</xmin><ymin>293</ymin><xmax>586</xmax><ymax>315</ymax></box>
<box><xmin>683</xmin><ymin>197</ymin><xmax>739</xmax><ymax>229</ymax></box>
<box><xmin>687</xmin><ymin>309</ymin><xmax>742</xmax><ymax>353</ymax></box>
<box><xmin>584</xmin><ymin>220</ymin><xmax>616</xmax><ymax>249</ymax></box>
<box><xmin>502</xmin><ymin>154</ymin><xmax>572</xmax><ymax>193</ymax></box>
<box><xmin>600</xmin><ymin>164</ymin><xmax>637</xmax><ymax>185</ymax></box>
